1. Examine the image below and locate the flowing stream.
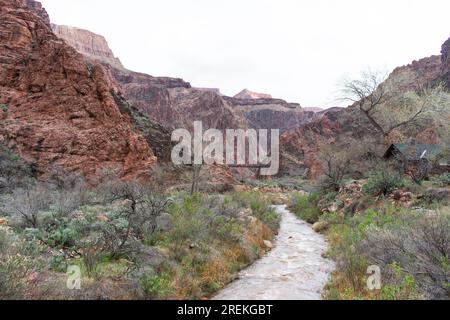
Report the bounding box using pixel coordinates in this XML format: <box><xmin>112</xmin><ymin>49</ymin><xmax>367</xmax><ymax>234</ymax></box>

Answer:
<box><xmin>213</xmin><ymin>205</ymin><xmax>334</xmax><ymax>300</ymax></box>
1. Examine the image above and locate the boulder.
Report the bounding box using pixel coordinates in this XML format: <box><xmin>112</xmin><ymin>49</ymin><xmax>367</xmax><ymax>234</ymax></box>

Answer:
<box><xmin>392</xmin><ymin>189</ymin><xmax>413</xmax><ymax>202</ymax></box>
<box><xmin>97</xmin><ymin>214</ymin><xmax>109</xmax><ymax>222</ymax></box>
<box><xmin>312</xmin><ymin>221</ymin><xmax>329</xmax><ymax>233</ymax></box>
<box><xmin>263</xmin><ymin>240</ymin><xmax>273</xmax><ymax>249</ymax></box>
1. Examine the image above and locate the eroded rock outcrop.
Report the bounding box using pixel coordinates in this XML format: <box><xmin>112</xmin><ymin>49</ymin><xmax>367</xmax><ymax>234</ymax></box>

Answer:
<box><xmin>51</xmin><ymin>24</ymin><xmax>125</xmax><ymax>70</ymax></box>
<box><xmin>234</xmin><ymin>89</ymin><xmax>272</xmax><ymax>100</ymax></box>
<box><xmin>0</xmin><ymin>0</ymin><xmax>157</xmax><ymax>180</ymax></box>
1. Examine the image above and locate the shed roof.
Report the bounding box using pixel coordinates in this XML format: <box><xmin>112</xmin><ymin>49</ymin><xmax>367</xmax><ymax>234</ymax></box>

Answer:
<box><xmin>384</xmin><ymin>144</ymin><xmax>448</xmax><ymax>160</ymax></box>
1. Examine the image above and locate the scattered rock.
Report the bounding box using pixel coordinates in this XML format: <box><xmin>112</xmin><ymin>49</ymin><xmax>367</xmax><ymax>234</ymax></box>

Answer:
<box><xmin>263</xmin><ymin>240</ymin><xmax>273</xmax><ymax>249</ymax></box>
<box><xmin>97</xmin><ymin>214</ymin><xmax>109</xmax><ymax>222</ymax></box>
<box><xmin>391</xmin><ymin>189</ymin><xmax>413</xmax><ymax>202</ymax></box>
<box><xmin>312</xmin><ymin>221</ymin><xmax>329</xmax><ymax>233</ymax></box>
<box><xmin>340</xmin><ymin>181</ymin><xmax>364</xmax><ymax>197</ymax></box>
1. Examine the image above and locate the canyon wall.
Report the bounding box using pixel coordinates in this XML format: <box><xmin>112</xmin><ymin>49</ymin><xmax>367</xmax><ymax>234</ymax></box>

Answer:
<box><xmin>52</xmin><ymin>24</ymin><xmax>317</xmax><ymax>134</ymax></box>
<box><xmin>0</xmin><ymin>0</ymin><xmax>157</xmax><ymax>180</ymax></box>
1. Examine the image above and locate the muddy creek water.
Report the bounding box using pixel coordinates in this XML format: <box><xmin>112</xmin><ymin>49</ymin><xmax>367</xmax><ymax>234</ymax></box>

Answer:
<box><xmin>213</xmin><ymin>205</ymin><xmax>334</xmax><ymax>300</ymax></box>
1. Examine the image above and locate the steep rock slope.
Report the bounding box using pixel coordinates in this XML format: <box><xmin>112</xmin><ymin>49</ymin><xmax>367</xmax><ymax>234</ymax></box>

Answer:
<box><xmin>0</xmin><ymin>0</ymin><xmax>157</xmax><ymax>180</ymax></box>
<box><xmin>440</xmin><ymin>38</ymin><xmax>450</xmax><ymax>88</ymax></box>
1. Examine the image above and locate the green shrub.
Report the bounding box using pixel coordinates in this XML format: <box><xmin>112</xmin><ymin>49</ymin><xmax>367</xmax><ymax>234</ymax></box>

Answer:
<box><xmin>0</xmin><ymin>227</ymin><xmax>35</xmax><ymax>299</ymax></box>
<box><xmin>291</xmin><ymin>194</ymin><xmax>321</xmax><ymax>224</ymax></box>
<box><xmin>361</xmin><ymin>209</ymin><xmax>450</xmax><ymax>299</ymax></box>
<box><xmin>380</xmin><ymin>263</ymin><xmax>421</xmax><ymax>300</ymax></box>
<box><xmin>435</xmin><ymin>173</ymin><xmax>450</xmax><ymax>187</ymax></box>
<box><xmin>419</xmin><ymin>188</ymin><xmax>450</xmax><ymax>205</ymax></box>
<box><xmin>139</xmin><ymin>270</ymin><xmax>173</xmax><ymax>299</ymax></box>
<box><xmin>231</xmin><ymin>191</ymin><xmax>279</xmax><ymax>230</ymax></box>
<box><xmin>49</xmin><ymin>253</ymin><xmax>68</xmax><ymax>273</ymax></box>
<box><xmin>0</xmin><ymin>104</ymin><xmax>8</xmax><ymax>112</ymax></box>
<box><xmin>43</xmin><ymin>225</ymin><xmax>78</xmax><ymax>248</ymax></box>
<box><xmin>328</xmin><ymin>224</ymin><xmax>368</xmax><ymax>293</ymax></box>
<box><xmin>363</xmin><ymin>166</ymin><xmax>404</xmax><ymax>196</ymax></box>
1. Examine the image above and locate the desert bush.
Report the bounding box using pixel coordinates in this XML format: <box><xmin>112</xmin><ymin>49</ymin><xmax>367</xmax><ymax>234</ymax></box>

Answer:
<box><xmin>2</xmin><ymin>185</ymin><xmax>51</xmax><ymax>228</ymax></box>
<box><xmin>230</xmin><ymin>191</ymin><xmax>279</xmax><ymax>230</ymax></box>
<box><xmin>329</xmin><ymin>224</ymin><xmax>369</xmax><ymax>293</ymax></box>
<box><xmin>92</xmin><ymin>181</ymin><xmax>172</xmax><ymax>258</ymax></box>
<box><xmin>139</xmin><ymin>269</ymin><xmax>173</xmax><ymax>299</ymax></box>
<box><xmin>434</xmin><ymin>173</ymin><xmax>450</xmax><ymax>187</ymax></box>
<box><xmin>158</xmin><ymin>192</ymin><xmax>277</xmax><ymax>299</ymax></box>
<box><xmin>419</xmin><ymin>188</ymin><xmax>450</xmax><ymax>205</ymax></box>
<box><xmin>291</xmin><ymin>194</ymin><xmax>321</xmax><ymax>224</ymax></box>
<box><xmin>0</xmin><ymin>227</ymin><xmax>36</xmax><ymax>299</ymax></box>
<box><xmin>379</xmin><ymin>263</ymin><xmax>422</xmax><ymax>300</ymax></box>
<box><xmin>41</xmin><ymin>223</ymin><xmax>79</xmax><ymax>248</ymax></box>
<box><xmin>0</xmin><ymin>145</ymin><xmax>35</xmax><ymax>192</ymax></box>
<box><xmin>363</xmin><ymin>165</ymin><xmax>404</xmax><ymax>196</ymax></box>
<box><xmin>360</xmin><ymin>210</ymin><xmax>450</xmax><ymax>299</ymax></box>
<box><xmin>51</xmin><ymin>187</ymin><xmax>88</xmax><ymax>217</ymax></box>
<box><xmin>81</xmin><ymin>245</ymin><xmax>103</xmax><ymax>278</ymax></box>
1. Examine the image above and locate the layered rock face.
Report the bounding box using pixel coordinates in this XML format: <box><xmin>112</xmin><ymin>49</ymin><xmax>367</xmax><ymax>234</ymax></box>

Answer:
<box><xmin>51</xmin><ymin>25</ymin><xmax>317</xmax><ymax>134</ymax></box>
<box><xmin>224</xmin><ymin>96</ymin><xmax>315</xmax><ymax>133</ymax></box>
<box><xmin>107</xmin><ymin>65</ymin><xmax>238</xmax><ymax>131</ymax></box>
<box><xmin>51</xmin><ymin>24</ymin><xmax>125</xmax><ymax>70</ymax></box>
<box><xmin>280</xmin><ymin>108</ymin><xmax>345</xmax><ymax>178</ymax></box>
<box><xmin>386</xmin><ymin>55</ymin><xmax>442</xmax><ymax>92</ymax></box>
<box><xmin>234</xmin><ymin>89</ymin><xmax>272</xmax><ymax>100</ymax></box>
<box><xmin>0</xmin><ymin>0</ymin><xmax>157</xmax><ymax>180</ymax></box>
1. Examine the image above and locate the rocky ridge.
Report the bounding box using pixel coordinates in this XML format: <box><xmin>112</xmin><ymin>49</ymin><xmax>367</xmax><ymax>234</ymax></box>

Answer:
<box><xmin>51</xmin><ymin>24</ymin><xmax>317</xmax><ymax>134</ymax></box>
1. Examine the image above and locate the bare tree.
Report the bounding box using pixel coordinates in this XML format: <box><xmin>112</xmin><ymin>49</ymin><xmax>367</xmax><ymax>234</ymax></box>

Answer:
<box><xmin>3</xmin><ymin>186</ymin><xmax>50</xmax><ymax>228</ymax></box>
<box><xmin>318</xmin><ymin>144</ymin><xmax>352</xmax><ymax>191</ymax></box>
<box><xmin>100</xmin><ymin>181</ymin><xmax>172</xmax><ymax>257</ymax></box>
<box><xmin>341</xmin><ymin>70</ymin><xmax>447</xmax><ymax>138</ymax></box>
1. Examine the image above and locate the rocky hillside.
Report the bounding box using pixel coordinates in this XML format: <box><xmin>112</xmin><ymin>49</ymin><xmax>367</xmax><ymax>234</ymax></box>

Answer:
<box><xmin>0</xmin><ymin>0</ymin><xmax>158</xmax><ymax>180</ymax></box>
<box><xmin>51</xmin><ymin>24</ymin><xmax>317</xmax><ymax>134</ymax></box>
<box><xmin>280</xmin><ymin>39</ymin><xmax>450</xmax><ymax>178</ymax></box>
<box><xmin>440</xmin><ymin>38</ymin><xmax>450</xmax><ymax>89</ymax></box>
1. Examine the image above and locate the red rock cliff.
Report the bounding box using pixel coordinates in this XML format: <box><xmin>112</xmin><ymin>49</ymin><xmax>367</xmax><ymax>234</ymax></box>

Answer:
<box><xmin>0</xmin><ymin>0</ymin><xmax>157</xmax><ymax>180</ymax></box>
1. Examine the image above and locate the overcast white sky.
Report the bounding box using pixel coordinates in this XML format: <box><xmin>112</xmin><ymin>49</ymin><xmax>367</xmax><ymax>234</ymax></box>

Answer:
<box><xmin>40</xmin><ymin>0</ymin><xmax>449</xmax><ymax>108</ymax></box>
